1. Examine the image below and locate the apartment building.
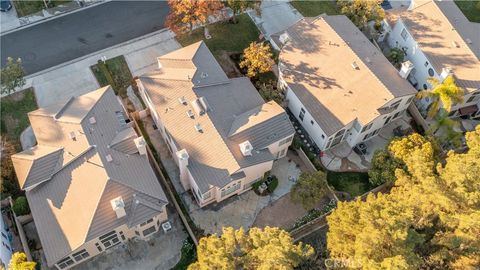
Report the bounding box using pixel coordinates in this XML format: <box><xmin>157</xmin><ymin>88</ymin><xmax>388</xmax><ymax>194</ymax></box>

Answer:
<box><xmin>137</xmin><ymin>41</ymin><xmax>294</xmax><ymax>207</ymax></box>
<box><xmin>11</xmin><ymin>86</ymin><xmax>169</xmax><ymax>269</ymax></box>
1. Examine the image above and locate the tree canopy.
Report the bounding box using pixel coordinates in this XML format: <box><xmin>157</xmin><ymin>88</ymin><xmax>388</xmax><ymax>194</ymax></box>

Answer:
<box><xmin>165</xmin><ymin>0</ymin><xmax>224</xmax><ymax>34</ymax></box>
<box><xmin>225</xmin><ymin>0</ymin><xmax>260</xmax><ymax>23</ymax></box>
<box><xmin>240</xmin><ymin>42</ymin><xmax>274</xmax><ymax>78</ymax></box>
<box><xmin>327</xmin><ymin>129</ymin><xmax>480</xmax><ymax>269</ymax></box>
<box><xmin>337</xmin><ymin>0</ymin><xmax>385</xmax><ymax>30</ymax></box>
<box><xmin>8</xmin><ymin>252</ymin><xmax>36</xmax><ymax>270</ymax></box>
<box><xmin>416</xmin><ymin>75</ymin><xmax>464</xmax><ymax>118</ymax></box>
<box><xmin>368</xmin><ymin>149</ymin><xmax>405</xmax><ymax>186</ymax></box>
<box><xmin>291</xmin><ymin>171</ymin><xmax>330</xmax><ymax>210</ymax></box>
<box><xmin>188</xmin><ymin>227</ymin><xmax>314</xmax><ymax>270</ymax></box>
<box><xmin>1</xmin><ymin>57</ymin><xmax>26</xmax><ymax>95</ymax></box>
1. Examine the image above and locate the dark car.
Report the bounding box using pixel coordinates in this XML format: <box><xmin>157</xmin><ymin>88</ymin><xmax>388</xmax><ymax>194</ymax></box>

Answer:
<box><xmin>0</xmin><ymin>0</ymin><xmax>12</xmax><ymax>12</ymax></box>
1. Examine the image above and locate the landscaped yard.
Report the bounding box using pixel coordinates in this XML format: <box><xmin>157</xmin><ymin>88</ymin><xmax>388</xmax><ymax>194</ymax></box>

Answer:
<box><xmin>13</xmin><ymin>0</ymin><xmax>71</xmax><ymax>17</ymax></box>
<box><xmin>1</xmin><ymin>88</ymin><xmax>38</xmax><ymax>147</ymax></box>
<box><xmin>290</xmin><ymin>0</ymin><xmax>339</xmax><ymax>17</ymax></box>
<box><xmin>327</xmin><ymin>171</ymin><xmax>373</xmax><ymax>198</ymax></box>
<box><xmin>176</xmin><ymin>14</ymin><xmax>260</xmax><ymax>57</ymax></box>
<box><xmin>90</xmin><ymin>55</ymin><xmax>133</xmax><ymax>98</ymax></box>
<box><xmin>454</xmin><ymin>0</ymin><xmax>480</xmax><ymax>22</ymax></box>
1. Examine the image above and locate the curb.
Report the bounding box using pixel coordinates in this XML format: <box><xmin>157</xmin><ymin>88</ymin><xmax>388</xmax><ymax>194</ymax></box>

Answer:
<box><xmin>1</xmin><ymin>0</ymin><xmax>111</xmax><ymax>36</ymax></box>
<box><xmin>25</xmin><ymin>28</ymin><xmax>172</xmax><ymax>80</ymax></box>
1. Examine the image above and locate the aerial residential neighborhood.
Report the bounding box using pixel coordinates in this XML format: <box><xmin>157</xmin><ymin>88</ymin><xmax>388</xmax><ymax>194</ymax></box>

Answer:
<box><xmin>0</xmin><ymin>0</ymin><xmax>479</xmax><ymax>270</ymax></box>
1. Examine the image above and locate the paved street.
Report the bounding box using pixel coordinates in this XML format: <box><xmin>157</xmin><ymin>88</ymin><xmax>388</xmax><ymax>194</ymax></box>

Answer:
<box><xmin>0</xmin><ymin>1</ymin><xmax>170</xmax><ymax>75</ymax></box>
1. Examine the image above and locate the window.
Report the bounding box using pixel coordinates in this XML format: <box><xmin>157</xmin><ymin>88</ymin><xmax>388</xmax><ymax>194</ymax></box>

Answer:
<box><xmin>119</xmin><ymin>231</ymin><xmax>126</xmax><ymax>241</ymax></box>
<box><xmin>384</xmin><ymin>116</ymin><xmax>392</xmax><ymax>125</ymax></box>
<box><xmin>140</xmin><ymin>218</ymin><xmax>154</xmax><ymax>227</ymax></box>
<box><xmin>278</xmin><ymin>136</ymin><xmax>293</xmax><ymax>146</ymax></box>
<box><xmin>115</xmin><ymin>111</ymin><xmax>129</xmax><ymax>125</ymax></box>
<box><xmin>221</xmin><ymin>182</ymin><xmax>241</xmax><ymax>197</ymax></box>
<box><xmin>466</xmin><ymin>92</ymin><xmax>480</xmax><ymax>103</ymax></box>
<box><xmin>389</xmin><ymin>100</ymin><xmax>401</xmax><ymax>111</ymax></box>
<box><xmin>57</xmin><ymin>257</ymin><xmax>75</xmax><ymax>269</ymax></box>
<box><xmin>135</xmin><ymin>231</ymin><xmax>140</xmax><ymax>236</ymax></box>
<box><xmin>99</xmin><ymin>231</ymin><xmax>120</xmax><ymax>249</ymax></box>
<box><xmin>321</xmin><ymin>134</ymin><xmax>325</xmax><ymax>139</ymax></box>
<box><xmin>448</xmin><ymin>110</ymin><xmax>458</xmax><ymax>117</ymax></box>
<box><xmin>363</xmin><ymin>129</ymin><xmax>380</xmax><ymax>140</ymax></box>
<box><xmin>361</xmin><ymin>123</ymin><xmax>373</xmax><ymax>133</ymax></box>
<box><xmin>72</xmin><ymin>249</ymin><xmax>90</xmax><ymax>262</ymax></box>
<box><xmin>203</xmin><ymin>191</ymin><xmax>212</xmax><ymax>200</ymax></box>
<box><xmin>142</xmin><ymin>226</ymin><xmax>156</xmax><ymax>237</ymax></box>
<box><xmin>424</xmin><ymin>61</ymin><xmax>429</xmax><ymax>67</ymax></box>
<box><xmin>407</xmin><ymin>96</ymin><xmax>414</xmax><ymax>104</ymax></box>
<box><xmin>310</xmin><ymin>120</ymin><xmax>314</xmax><ymax>125</ymax></box>
<box><xmin>95</xmin><ymin>243</ymin><xmax>102</xmax><ymax>252</ymax></box>
<box><xmin>401</xmin><ymin>28</ymin><xmax>408</xmax><ymax>41</ymax></box>
<box><xmin>423</xmin><ymin>84</ymin><xmax>428</xmax><ymax>90</ymax></box>
<box><xmin>428</xmin><ymin>68</ymin><xmax>434</xmax><ymax>76</ymax></box>
<box><xmin>299</xmin><ymin>108</ymin><xmax>305</xmax><ymax>121</ymax></box>
<box><xmin>1</xmin><ymin>232</ymin><xmax>6</xmax><ymax>239</ymax></box>
<box><xmin>393</xmin><ymin>111</ymin><xmax>401</xmax><ymax>119</ymax></box>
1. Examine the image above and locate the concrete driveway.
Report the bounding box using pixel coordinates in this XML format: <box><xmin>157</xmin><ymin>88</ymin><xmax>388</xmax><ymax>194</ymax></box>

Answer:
<box><xmin>0</xmin><ymin>4</ymin><xmax>20</xmax><ymax>32</ymax></box>
<box><xmin>27</xmin><ymin>29</ymin><xmax>180</xmax><ymax>108</ymax></box>
<box><xmin>247</xmin><ymin>0</ymin><xmax>303</xmax><ymax>39</ymax></box>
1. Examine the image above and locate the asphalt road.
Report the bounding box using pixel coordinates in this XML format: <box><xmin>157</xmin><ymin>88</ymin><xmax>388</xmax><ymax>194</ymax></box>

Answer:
<box><xmin>0</xmin><ymin>1</ymin><xmax>170</xmax><ymax>75</ymax></box>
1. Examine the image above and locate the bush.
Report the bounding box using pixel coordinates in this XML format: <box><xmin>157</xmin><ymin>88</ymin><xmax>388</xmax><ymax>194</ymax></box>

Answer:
<box><xmin>266</xmin><ymin>175</ymin><xmax>278</xmax><ymax>193</ymax></box>
<box><xmin>252</xmin><ymin>180</ymin><xmax>263</xmax><ymax>190</ymax></box>
<box><xmin>97</xmin><ymin>60</ymin><xmax>116</xmax><ymax>90</ymax></box>
<box><xmin>292</xmin><ymin>136</ymin><xmax>303</xmax><ymax>150</ymax></box>
<box><xmin>12</xmin><ymin>196</ymin><xmax>30</xmax><ymax>216</ymax></box>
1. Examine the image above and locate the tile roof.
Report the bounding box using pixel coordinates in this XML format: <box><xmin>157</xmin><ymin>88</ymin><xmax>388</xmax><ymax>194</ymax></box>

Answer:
<box><xmin>11</xmin><ymin>87</ymin><xmax>167</xmax><ymax>266</ymax></box>
<box><xmin>139</xmin><ymin>41</ymin><xmax>294</xmax><ymax>192</ymax></box>
<box><xmin>278</xmin><ymin>15</ymin><xmax>417</xmax><ymax>135</ymax></box>
<box><xmin>388</xmin><ymin>0</ymin><xmax>480</xmax><ymax>92</ymax></box>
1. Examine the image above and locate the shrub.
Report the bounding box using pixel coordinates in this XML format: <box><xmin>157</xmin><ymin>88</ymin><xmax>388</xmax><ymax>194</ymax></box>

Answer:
<box><xmin>252</xmin><ymin>180</ymin><xmax>263</xmax><ymax>190</ymax></box>
<box><xmin>292</xmin><ymin>136</ymin><xmax>303</xmax><ymax>150</ymax></box>
<box><xmin>387</xmin><ymin>48</ymin><xmax>405</xmax><ymax>68</ymax></box>
<box><xmin>12</xmin><ymin>196</ymin><xmax>30</xmax><ymax>216</ymax></box>
<box><xmin>97</xmin><ymin>60</ymin><xmax>116</xmax><ymax>90</ymax></box>
<box><xmin>266</xmin><ymin>175</ymin><xmax>278</xmax><ymax>193</ymax></box>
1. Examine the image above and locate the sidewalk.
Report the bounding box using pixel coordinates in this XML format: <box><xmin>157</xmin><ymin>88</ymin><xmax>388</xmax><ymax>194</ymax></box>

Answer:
<box><xmin>21</xmin><ymin>29</ymin><xmax>180</xmax><ymax>108</ymax></box>
<box><xmin>0</xmin><ymin>1</ymin><xmax>105</xmax><ymax>34</ymax></box>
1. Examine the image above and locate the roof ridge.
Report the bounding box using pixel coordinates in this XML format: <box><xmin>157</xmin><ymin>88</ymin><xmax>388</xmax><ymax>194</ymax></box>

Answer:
<box><xmin>323</xmin><ymin>16</ymin><xmax>395</xmax><ymax>104</ymax></box>
<box><xmin>50</xmin><ymin>145</ymin><xmax>95</xmax><ymax>180</ymax></box>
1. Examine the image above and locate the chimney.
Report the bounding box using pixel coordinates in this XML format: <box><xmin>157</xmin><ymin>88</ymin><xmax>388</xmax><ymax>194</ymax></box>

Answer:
<box><xmin>134</xmin><ymin>136</ymin><xmax>147</xmax><ymax>155</ymax></box>
<box><xmin>110</xmin><ymin>197</ymin><xmax>126</xmax><ymax>218</ymax></box>
<box><xmin>440</xmin><ymin>67</ymin><xmax>452</xmax><ymax>81</ymax></box>
<box><xmin>239</xmin><ymin>141</ymin><xmax>253</xmax><ymax>156</ymax></box>
<box><xmin>176</xmin><ymin>149</ymin><xmax>190</xmax><ymax>190</ymax></box>
<box><xmin>157</xmin><ymin>58</ymin><xmax>163</xmax><ymax>69</ymax></box>
<box><xmin>399</xmin><ymin>60</ymin><xmax>414</xmax><ymax>79</ymax></box>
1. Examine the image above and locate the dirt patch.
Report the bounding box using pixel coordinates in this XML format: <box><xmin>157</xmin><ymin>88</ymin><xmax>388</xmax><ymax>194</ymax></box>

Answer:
<box><xmin>215</xmin><ymin>51</ymin><xmax>243</xmax><ymax>78</ymax></box>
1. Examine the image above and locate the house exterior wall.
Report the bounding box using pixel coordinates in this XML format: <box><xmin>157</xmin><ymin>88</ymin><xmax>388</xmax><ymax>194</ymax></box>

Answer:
<box><xmin>285</xmin><ymin>86</ymin><xmax>329</xmax><ymax>149</ymax></box>
<box><xmin>54</xmin><ymin>209</ymin><xmax>168</xmax><ymax>270</ymax></box>
<box><xmin>0</xmin><ymin>216</ymin><xmax>12</xmax><ymax>268</ymax></box>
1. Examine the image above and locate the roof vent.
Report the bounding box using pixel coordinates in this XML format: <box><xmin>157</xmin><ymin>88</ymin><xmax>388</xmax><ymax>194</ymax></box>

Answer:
<box><xmin>134</xmin><ymin>136</ymin><xmax>147</xmax><ymax>155</ymax></box>
<box><xmin>89</xmin><ymin>117</ymin><xmax>96</xmax><ymax>124</ymax></box>
<box><xmin>279</xmin><ymin>32</ymin><xmax>290</xmax><ymax>45</ymax></box>
<box><xmin>239</xmin><ymin>141</ymin><xmax>253</xmax><ymax>156</ymax></box>
<box><xmin>186</xmin><ymin>110</ymin><xmax>195</xmax><ymax>119</ymax></box>
<box><xmin>451</xmin><ymin>41</ymin><xmax>460</xmax><ymax>48</ymax></box>
<box><xmin>194</xmin><ymin>123</ymin><xmax>203</xmax><ymax>133</ymax></box>
<box><xmin>106</xmin><ymin>154</ymin><xmax>113</xmax><ymax>162</ymax></box>
<box><xmin>465</xmin><ymin>38</ymin><xmax>472</xmax><ymax>44</ymax></box>
<box><xmin>365</xmin><ymin>57</ymin><xmax>371</xmax><ymax>63</ymax></box>
<box><xmin>178</xmin><ymin>96</ymin><xmax>188</xmax><ymax>105</ymax></box>
<box><xmin>110</xmin><ymin>197</ymin><xmax>126</xmax><ymax>218</ymax></box>
<box><xmin>69</xmin><ymin>131</ymin><xmax>76</xmax><ymax>141</ymax></box>
<box><xmin>351</xmin><ymin>62</ymin><xmax>359</xmax><ymax>70</ymax></box>
<box><xmin>201</xmin><ymin>72</ymin><xmax>208</xmax><ymax>79</ymax></box>
<box><xmin>199</xmin><ymin>97</ymin><xmax>209</xmax><ymax>112</ymax></box>
<box><xmin>191</xmin><ymin>99</ymin><xmax>205</xmax><ymax>116</ymax></box>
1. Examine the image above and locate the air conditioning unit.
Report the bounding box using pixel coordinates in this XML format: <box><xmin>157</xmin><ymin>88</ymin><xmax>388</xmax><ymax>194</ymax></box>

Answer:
<box><xmin>239</xmin><ymin>140</ymin><xmax>253</xmax><ymax>156</ymax></box>
<box><xmin>89</xmin><ymin>117</ymin><xmax>96</xmax><ymax>124</ymax></box>
<box><xmin>110</xmin><ymin>197</ymin><xmax>126</xmax><ymax>218</ymax></box>
<box><xmin>134</xmin><ymin>136</ymin><xmax>147</xmax><ymax>155</ymax></box>
<box><xmin>106</xmin><ymin>154</ymin><xmax>113</xmax><ymax>162</ymax></box>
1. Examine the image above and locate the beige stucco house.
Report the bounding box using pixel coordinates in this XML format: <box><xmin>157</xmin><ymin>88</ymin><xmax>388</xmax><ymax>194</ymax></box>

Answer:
<box><xmin>11</xmin><ymin>86</ymin><xmax>169</xmax><ymax>269</ymax></box>
<box><xmin>137</xmin><ymin>41</ymin><xmax>295</xmax><ymax>207</ymax></box>
<box><xmin>273</xmin><ymin>15</ymin><xmax>417</xmax><ymax>151</ymax></box>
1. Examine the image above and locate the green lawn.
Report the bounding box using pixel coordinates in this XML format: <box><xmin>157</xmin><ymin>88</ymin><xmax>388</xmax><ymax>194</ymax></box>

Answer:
<box><xmin>90</xmin><ymin>55</ymin><xmax>133</xmax><ymax>98</ymax></box>
<box><xmin>0</xmin><ymin>88</ymin><xmax>38</xmax><ymax>148</ymax></box>
<box><xmin>176</xmin><ymin>14</ymin><xmax>260</xmax><ymax>56</ymax></box>
<box><xmin>454</xmin><ymin>0</ymin><xmax>480</xmax><ymax>22</ymax></box>
<box><xmin>327</xmin><ymin>171</ymin><xmax>373</xmax><ymax>198</ymax></box>
<box><xmin>13</xmin><ymin>0</ymin><xmax>71</xmax><ymax>17</ymax></box>
<box><xmin>290</xmin><ymin>0</ymin><xmax>339</xmax><ymax>17</ymax></box>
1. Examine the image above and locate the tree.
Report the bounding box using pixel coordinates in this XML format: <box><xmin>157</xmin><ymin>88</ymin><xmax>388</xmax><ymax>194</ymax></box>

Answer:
<box><xmin>1</xmin><ymin>57</ymin><xmax>26</xmax><ymax>95</ymax></box>
<box><xmin>291</xmin><ymin>171</ymin><xmax>330</xmax><ymax>210</ymax></box>
<box><xmin>225</xmin><ymin>0</ymin><xmax>260</xmax><ymax>23</ymax></box>
<box><xmin>188</xmin><ymin>227</ymin><xmax>314</xmax><ymax>270</ymax></box>
<box><xmin>337</xmin><ymin>0</ymin><xmax>385</xmax><ymax>30</ymax></box>
<box><xmin>165</xmin><ymin>0</ymin><xmax>224</xmax><ymax>35</ymax></box>
<box><xmin>12</xmin><ymin>196</ymin><xmax>30</xmax><ymax>216</ymax></box>
<box><xmin>8</xmin><ymin>252</ymin><xmax>36</xmax><ymax>270</ymax></box>
<box><xmin>387</xmin><ymin>47</ymin><xmax>405</xmax><ymax>68</ymax></box>
<box><xmin>327</xmin><ymin>129</ymin><xmax>480</xmax><ymax>269</ymax></box>
<box><xmin>240</xmin><ymin>42</ymin><xmax>274</xmax><ymax>78</ymax></box>
<box><xmin>428</xmin><ymin>109</ymin><xmax>462</xmax><ymax>148</ymax></box>
<box><xmin>416</xmin><ymin>75</ymin><xmax>464</xmax><ymax>118</ymax></box>
<box><xmin>368</xmin><ymin>149</ymin><xmax>405</xmax><ymax>186</ymax></box>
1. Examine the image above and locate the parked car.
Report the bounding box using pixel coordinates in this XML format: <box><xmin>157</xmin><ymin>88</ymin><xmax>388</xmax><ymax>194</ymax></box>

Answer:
<box><xmin>0</xmin><ymin>0</ymin><xmax>12</xmax><ymax>12</ymax></box>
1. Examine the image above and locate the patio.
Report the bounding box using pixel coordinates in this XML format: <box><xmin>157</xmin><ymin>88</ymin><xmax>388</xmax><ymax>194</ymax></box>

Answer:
<box><xmin>321</xmin><ymin>113</ymin><xmax>414</xmax><ymax>171</ymax></box>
